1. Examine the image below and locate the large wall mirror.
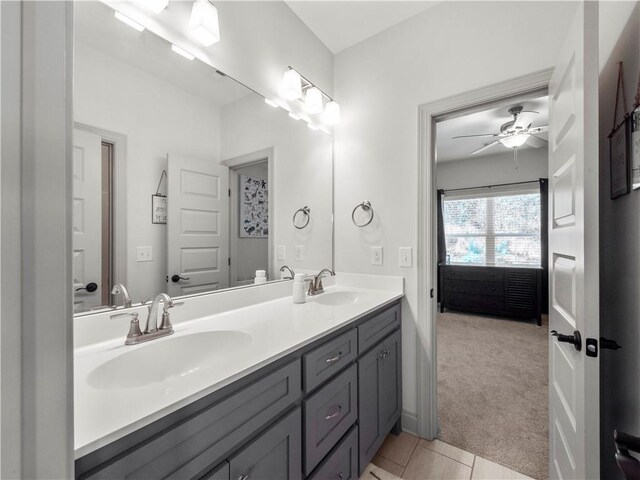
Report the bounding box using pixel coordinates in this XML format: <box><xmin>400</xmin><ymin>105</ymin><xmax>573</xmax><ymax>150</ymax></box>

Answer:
<box><xmin>73</xmin><ymin>1</ymin><xmax>334</xmax><ymax>314</ymax></box>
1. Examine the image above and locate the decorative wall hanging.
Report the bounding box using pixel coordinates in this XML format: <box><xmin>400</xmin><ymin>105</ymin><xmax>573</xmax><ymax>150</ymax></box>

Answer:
<box><xmin>152</xmin><ymin>170</ymin><xmax>167</xmax><ymax>224</ymax></box>
<box><xmin>610</xmin><ymin>62</ymin><xmax>631</xmax><ymax>199</ymax></box>
<box><xmin>240</xmin><ymin>174</ymin><xmax>268</xmax><ymax>238</ymax></box>
<box><xmin>631</xmin><ymin>72</ymin><xmax>640</xmax><ymax>190</ymax></box>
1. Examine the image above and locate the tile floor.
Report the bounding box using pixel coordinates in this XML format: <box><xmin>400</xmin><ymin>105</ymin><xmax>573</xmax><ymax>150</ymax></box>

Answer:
<box><xmin>370</xmin><ymin>432</ymin><xmax>535</xmax><ymax>480</ymax></box>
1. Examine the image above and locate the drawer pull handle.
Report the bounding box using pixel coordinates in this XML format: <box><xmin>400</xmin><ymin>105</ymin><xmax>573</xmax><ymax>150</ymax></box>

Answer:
<box><xmin>378</xmin><ymin>349</ymin><xmax>391</xmax><ymax>359</ymax></box>
<box><xmin>337</xmin><ymin>473</ymin><xmax>344</xmax><ymax>479</ymax></box>
<box><xmin>325</xmin><ymin>403</ymin><xmax>343</xmax><ymax>421</ymax></box>
<box><xmin>238</xmin><ymin>476</ymin><xmax>249</xmax><ymax>480</ymax></box>
<box><xmin>325</xmin><ymin>351</ymin><xmax>343</xmax><ymax>364</ymax></box>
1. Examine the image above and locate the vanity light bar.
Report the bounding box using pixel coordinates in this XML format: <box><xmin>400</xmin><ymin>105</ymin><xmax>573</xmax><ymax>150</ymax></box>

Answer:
<box><xmin>283</xmin><ymin>66</ymin><xmax>341</xmax><ymax>125</ymax></box>
<box><xmin>171</xmin><ymin>44</ymin><xmax>195</xmax><ymax>60</ymax></box>
<box><xmin>114</xmin><ymin>11</ymin><xmax>145</xmax><ymax>32</ymax></box>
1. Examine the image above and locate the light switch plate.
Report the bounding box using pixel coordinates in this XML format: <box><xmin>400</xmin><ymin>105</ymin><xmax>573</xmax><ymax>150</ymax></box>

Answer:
<box><xmin>136</xmin><ymin>246</ymin><xmax>153</xmax><ymax>262</ymax></box>
<box><xmin>399</xmin><ymin>247</ymin><xmax>412</xmax><ymax>267</ymax></box>
<box><xmin>371</xmin><ymin>246</ymin><xmax>383</xmax><ymax>266</ymax></box>
<box><xmin>294</xmin><ymin>245</ymin><xmax>304</xmax><ymax>261</ymax></box>
<box><xmin>277</xmin><ymin>245</ymin><xmax>286</xmax><ymax>261</ymax></box>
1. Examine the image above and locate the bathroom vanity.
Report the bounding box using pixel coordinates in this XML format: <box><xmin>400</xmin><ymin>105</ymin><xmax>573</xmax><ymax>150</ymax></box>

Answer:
<box><xmin>74</xmin><ymin>280</ymin><xmax>403</xmax><ymax>480</ymax></box>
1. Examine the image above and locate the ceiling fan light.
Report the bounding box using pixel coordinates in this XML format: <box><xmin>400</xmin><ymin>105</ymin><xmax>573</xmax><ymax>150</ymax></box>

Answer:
<box><xmin>189</xmin><ymin>0</ymin><xmax>220</xmax><ymax>47</ymax></box>
<box><xmin>501</xmin><ymin>134</ymin><xmax>529</xmax><ymax>149</ymax></box>
<box><xmin>281</xmin><ymin>69</ymin><xmax>302</xmax><ymax>100</ymax></box>
<box><xmin>305</xmin><ymin>87</ymin><xmax>323</xmax><ymax>114</ymax></box>
<box><xmin>324</xmin><ymin>101</ymin><xmax>341</xmax><ymax>125</ymax></box>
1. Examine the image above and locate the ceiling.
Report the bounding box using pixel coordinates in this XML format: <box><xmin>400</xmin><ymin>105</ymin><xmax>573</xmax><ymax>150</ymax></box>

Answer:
<box><xmin>74</xmin><ymin>1</ymin><xmax>251</xmax><ymax>106</ymax></box>
<box><xmin>436</xmin><ymin>95</ymin><xmax>549</xmax><ymax>163</ymax></box>
<box><xmin>285</xmin><ymin>1</ymin><xmax>437</xmax><ymax>53</ymax></box>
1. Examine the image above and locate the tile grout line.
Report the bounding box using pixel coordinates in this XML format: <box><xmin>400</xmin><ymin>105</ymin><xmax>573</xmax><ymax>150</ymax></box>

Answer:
<box><xmin>470</xmin><ymin>454</ymin><xmax>477</xmax><ymax>480</ymax></box>
<box><xmin>417</xmin><ymin>440</ymin><xmax>475</xmax><ymax>469</ymax></box>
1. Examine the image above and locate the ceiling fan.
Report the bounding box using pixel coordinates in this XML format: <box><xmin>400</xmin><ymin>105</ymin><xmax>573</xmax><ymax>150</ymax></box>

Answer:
<box><xmin>453</xmin><ymin>106</ymin><xmax>549</xmax><ymax>156</ymax></box>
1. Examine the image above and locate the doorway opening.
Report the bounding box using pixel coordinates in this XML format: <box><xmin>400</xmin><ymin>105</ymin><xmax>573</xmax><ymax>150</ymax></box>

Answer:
<box><xmin>100</xmin><ymin>140</ymin><xmax>114</xmax><ymax>306</ymax></box>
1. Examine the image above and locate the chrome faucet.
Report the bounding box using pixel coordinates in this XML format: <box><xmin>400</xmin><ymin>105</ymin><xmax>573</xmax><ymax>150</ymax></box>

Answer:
<box><xmin>280</xmin><ymin>265</ymin><xmax>295</xmax><ymax>280</ymax></box>
<box><xmin>308</xmin><ymin>268</ymin><xmax>335</xmax><ymax>296</ymax></box>
<box><xmin>111</xmin><ymin>283</ymin><xmax>132</xmax><ymax>308</ymax></box>
<box><xmin>111</xmin><ymin>292</ymin><xmax>179</xmax><ymax>345</ymax></box>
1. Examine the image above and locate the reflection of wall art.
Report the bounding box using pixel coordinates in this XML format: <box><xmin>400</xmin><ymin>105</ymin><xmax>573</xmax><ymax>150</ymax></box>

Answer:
<box><xmin>240</xmin><ymin>174</ymin><xmax>268</xmax><ymax>238</ymax></box>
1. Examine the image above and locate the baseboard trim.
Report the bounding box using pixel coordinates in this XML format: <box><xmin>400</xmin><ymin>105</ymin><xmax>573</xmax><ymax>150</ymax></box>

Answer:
<box><xmin>401</xmin><ymin>410</ymin><xmax>418</xmax><ymax>436</ymax></box>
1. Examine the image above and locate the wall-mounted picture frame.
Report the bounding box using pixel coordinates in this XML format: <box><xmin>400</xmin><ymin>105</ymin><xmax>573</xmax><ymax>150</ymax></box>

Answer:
<box><xmin>631</xmin><ymin>107</ymin><xmax>640</xmax><ymax>190</ymax></box>
<box><xmin>152</xmin><ymin>194</ymin><xmax>167</xmax><ymax>224</ymax></box>
<box><xmin>239</xmin><ymin>174</ymin><xmax>268</xmax><ymax>237</ymax></box>
<box><xmin>610</xmin><ymin>117</ymin><xmax>631</xmax><ymax>199</ymax></box>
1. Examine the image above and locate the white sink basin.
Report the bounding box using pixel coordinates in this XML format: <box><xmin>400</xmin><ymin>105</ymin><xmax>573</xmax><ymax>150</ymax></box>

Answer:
<box><xmin>313</xmin><ymin>291</ymin><xmax>361</xmax><ymax>306</ymax></box>
<box><xmin>87</xmin><ymin>331</ymin><xmax>252</xmax><ymax>390</ymax></box>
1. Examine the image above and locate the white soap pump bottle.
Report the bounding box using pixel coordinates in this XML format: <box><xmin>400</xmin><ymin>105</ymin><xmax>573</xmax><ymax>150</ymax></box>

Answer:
<box><xmin>254</xmin><ymin>270</ymin><xmax>267</xmax><ymax>285</ymax></box>
<box><xmin>292</xmin><ymin>273</ymin><xmax>307</xmax><ymax>304</ymax></box>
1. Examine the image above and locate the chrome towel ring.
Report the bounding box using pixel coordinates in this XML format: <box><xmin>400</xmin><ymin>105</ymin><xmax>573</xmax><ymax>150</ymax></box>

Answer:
<box><xmin>293</xmin><ymin>206</ymin><xmax>311</xmax><ymax>229</ymax></box>
<box><xmin>352</xmin><ymin>201</ymin><xmax>374</xmax><ymax>227</ymax></box>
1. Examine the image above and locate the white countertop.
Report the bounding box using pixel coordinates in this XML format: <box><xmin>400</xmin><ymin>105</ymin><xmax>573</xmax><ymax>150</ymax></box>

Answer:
<box><xmin>74</xmin><ymin>277</ymin><xmax>404</xmax><ymax>458</ymax></box>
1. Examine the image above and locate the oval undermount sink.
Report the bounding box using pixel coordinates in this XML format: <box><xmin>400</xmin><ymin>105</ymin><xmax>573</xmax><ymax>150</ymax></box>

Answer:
<box><xmin>87</xmin><ymin>331</ymin><xmax>252</xmax><ymax>390</ymax></box>
<box><xmin>313</xmin><ymin>291</ymin><xmax>361</xmax><ymax>306</ymax></box>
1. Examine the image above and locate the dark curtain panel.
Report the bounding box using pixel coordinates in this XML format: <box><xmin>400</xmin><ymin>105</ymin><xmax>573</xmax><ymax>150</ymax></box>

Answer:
<box><xmin>437</xmin><ymin>189</ymin><xmax>446</xmax><ymax>303</ymax></box>
<box><xmin>540</xmin><ymin>178</ymin><xmax>549</xmax><ymax>315</ymax></box>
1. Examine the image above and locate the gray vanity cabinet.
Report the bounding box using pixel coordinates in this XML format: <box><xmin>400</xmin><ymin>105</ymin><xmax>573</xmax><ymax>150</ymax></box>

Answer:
<box><xmin>357</xmin><ymin>329</ymin><xmax>402</xmax><ymax>472</ymax></box>
<box><xmin>228</xmin><ymin>407</ymin><xmax>302</xmax><ymax>480</ymax></box>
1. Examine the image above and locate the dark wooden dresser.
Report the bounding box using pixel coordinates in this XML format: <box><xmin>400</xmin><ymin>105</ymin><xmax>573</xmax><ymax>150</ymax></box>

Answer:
<box><xmin>439</xmin><ymin>264</ymin><xmax>542</xmax><ymax>325</ymax></box>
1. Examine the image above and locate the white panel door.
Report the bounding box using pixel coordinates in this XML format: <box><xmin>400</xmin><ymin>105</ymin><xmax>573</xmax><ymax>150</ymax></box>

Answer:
<box><xmin>72</xmin><ymin>128</ymin><xmax>103</xmax><ymax>312</ymax></box>
<box><xmin>548</xmin><ymin>3</ymin><xmax>599</xmax><ymax>479</ymax></box>
<box><xmin>167</xmin><ymin>155</ymin><xmax>229</xmax><ymax>296</ymax></box>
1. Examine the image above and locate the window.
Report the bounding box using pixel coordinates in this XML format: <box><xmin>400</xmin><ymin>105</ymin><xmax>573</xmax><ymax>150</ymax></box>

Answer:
<box><xmin>443</xmin><ymin>189</ymin><xmax>541</xmax><ymax>266</ymax></box>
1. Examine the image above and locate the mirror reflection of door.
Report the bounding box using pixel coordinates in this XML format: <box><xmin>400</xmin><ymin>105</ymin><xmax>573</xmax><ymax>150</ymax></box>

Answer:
<box><xmin>73</xmin><ymin>127</ymin><xmax>113</xmax><ymax>312</ymax></box>
<box><xmin>167</xmin><ymin>155</ymin><xmax>230</xmax><ymax>297</ymax></box>
<box><xmin>229</xmin><ymin>159</ymin><xmax>269</xmax><ymax>287</ymax></box>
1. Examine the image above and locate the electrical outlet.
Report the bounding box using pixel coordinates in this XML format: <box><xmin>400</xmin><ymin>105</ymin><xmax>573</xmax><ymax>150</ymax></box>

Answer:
<box><xmin>294</xmin><ymin>245</ymin><xmax>304</xmax><ymax>261</ymax></box>
<box><xmin>371</xmin><ymin>246</ymin><xmax>383</xmax><ymax>266</ymax></box>
<box><xmin>399</xmin><ymin>247</ymin><xmax>412</xmax><ymax>267</ymax></box>
<box><xmin>136</xmin><ymin>246</ymin><xmax>153</xmax><ymax>262</ymax></box>
<box><xmin>277</xmin><ymin>245</ymin><xmax>286</xmax><ymax>261</ymax></box>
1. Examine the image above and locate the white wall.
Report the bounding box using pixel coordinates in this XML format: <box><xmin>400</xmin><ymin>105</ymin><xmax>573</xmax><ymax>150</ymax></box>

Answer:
<box><xmin>436</xmin><ymin>148</ymin><xmax>548</xmax><ymax>191</ymax></box>
<box><xmin>74</xmin><ymin>41</ymin><xmax>222</xmax><ymax>303</ymax></box>
<box><xmin>221</xmin><ymin>94</ymin><xmax>334</xmax><ymax>276</ymax></box>
<box><xmin>598</xmin><ymin>2</ymin><xmax>640</xmax><ymax>478</ymax></box>
<box><xmin>333</xmin><ymin>1</ymin><xmax>576</xmax><ymax>425</ymax></box>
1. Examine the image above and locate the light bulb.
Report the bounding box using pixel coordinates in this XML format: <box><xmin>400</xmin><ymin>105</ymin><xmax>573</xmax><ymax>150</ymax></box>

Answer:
<box><xmin>305</xmin><ymin>87</ymin><xmax>323</xmax><ymax>114</ymax></box>
<box><xmin>501</xmin><ymin>134</ymin><xmax>529</xmax><ymax>149</ymax></box>
<box><xmin>281</xmin><ymin>69</ymin><xmax>302</xmax><ymax>100</ymax></box>
<box><xmin>324</xmin><ymin>101</ymin><xmax>341</xmax><ymax>125</ymax></box>
<box><xmin>189</xmin><ymin>0</ymin><xmax>220</xmax><ymax>47</ymax></box>
<box><xmin>114</xmin><ymin>11</ymin><xmax>145</xmax><ymax>32</ymax></box>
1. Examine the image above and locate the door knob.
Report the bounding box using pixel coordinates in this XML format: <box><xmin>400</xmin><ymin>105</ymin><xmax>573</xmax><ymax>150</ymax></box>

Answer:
<box><xmin>170</xmin><ymin>274</ymin><xmax>190</xmax><ymax>283</ymax></box>
<box><xmin>551</xmin><ymin>329</ymin><xmax>582</xmax><ymax>351</ymax></box>
<box><xmin>76</xmin><ymin>282</ymin><xmax>98</xmax><ymax>293</ymax></box>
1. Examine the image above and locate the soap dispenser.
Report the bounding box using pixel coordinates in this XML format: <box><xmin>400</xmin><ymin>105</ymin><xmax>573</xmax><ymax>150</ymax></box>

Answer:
<box><xmin>292</xmin><ymin>273</ymin><xmax>307</xmax><ymax>304</ymax></box>
<box><xmin>254</xmin><ymin>270</ymin><xmax>267</xmax><ymax>285</ymax></box>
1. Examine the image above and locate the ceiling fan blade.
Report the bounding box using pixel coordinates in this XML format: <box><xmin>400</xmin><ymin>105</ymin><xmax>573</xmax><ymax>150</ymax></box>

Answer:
<box><xmin>452</xmin><ymin>133</ymin><xmax>497</xmax><ymax>139</ymax></box>
<box><xmin>528</xmin><ymin>125</ymin><xmax>548</xmax><ymax>134</ymax></box>
<box><xmin>514</xmin><ymin>110</ymin><xmax>539</xmax><ymax>129</ymax></box>
<box><xmin>471</xmin><ymin>139</ymin><xmax>501</xmax><ymax>155</ymax></box>
<box><xmin>526</xmin><ymin>134</ymin><xmax>548</xmax><ymax>148</ymax></box>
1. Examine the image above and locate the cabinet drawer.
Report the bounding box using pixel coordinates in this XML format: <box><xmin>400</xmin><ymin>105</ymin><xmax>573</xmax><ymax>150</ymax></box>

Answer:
<box><xmin>443</xmin><ymin>266</ymin><xmax>504</xmax><ymax>282</ymax></box>
<box><xmin>443</xmin><ymin>279</ymin><xmax>503</xmax><ymax>297</ymax></box>
<box><xmin>308</xmin><ymin>426</ymin><xmax>358</xmax><ymax>480</ymax></box>
<box><xmin>229</xmin><ymin>407</ymin><xmax>302</xmax><ymax>480</ymax></box>
<box><xmin>304</xmin><ymin>364</ymin><xmax>358</xmax><ymax>475</ymax></box>
<box><xmin>304</xmin><ymin>329</ymin><xmax>357</xmax><ymax>393</ymax></box>
<box><xmin>79</xmin><ymin>360</ymin><xmax>301</xmax><ymax>480</ymax></box>
<box><xmin>358</xmin><ymin>304</ymin><xmax>400</xmax><ymax>354</ymax></box>
<box><xmin>445</xmin><ymin>292</ymin><xmax>504</xmax><ymax>310</ymax></box>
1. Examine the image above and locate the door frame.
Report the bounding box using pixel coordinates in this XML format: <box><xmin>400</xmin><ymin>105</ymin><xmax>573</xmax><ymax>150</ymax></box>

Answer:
<box><xmin>223</xmin><ymin>147</ymin><xmax>275</xmax><ymax>283</ymax></box>
<box><xmin>416</xmin><ymin>68</ymin><xmax>553</xmax><ymax>438</ymax></box>
<box><xmin>74</xmin><ymin>123</ymin><xmax>127</xmax><ymax>290</ymax></box>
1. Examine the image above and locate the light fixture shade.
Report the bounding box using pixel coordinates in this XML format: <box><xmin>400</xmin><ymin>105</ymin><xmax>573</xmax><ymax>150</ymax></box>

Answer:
<box><xmin>305</xmin><ymin>87</ymin><xmax>323</xmax><ymax>114</ymax></box>
<box><xmin>189</xmin><ymin>0</ymin><xmax>220</xmax><ymax>47</ymax></box>
<box><xmin>281</xmin><ymin>69</ymin><xmax>302</xmax><ymax>100</ymax></box>
<box><xmin>501</xmin><ymin>134</ymin><xmax>529</xmax><ymax>149</ymax></box>
<box><xmin>114</xmin><ymin>11</ymin><xmax>145</xmax><ymax>32</ymax></box>
<box><xmin>144</xmin><ymin>0</ymin><xmax>168</xmax><ymax>14</ymax></box>
<box><xmin>324</xmin><ymin>101</ymin><xmax>341</xmax><ymax>125</ymax></box>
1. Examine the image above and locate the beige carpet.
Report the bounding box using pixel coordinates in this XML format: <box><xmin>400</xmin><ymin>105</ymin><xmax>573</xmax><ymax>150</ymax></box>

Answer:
<box><xmin>437</xmin><ymin>311</ymin><xmax>549</xmax><ymax>480</ymax></box>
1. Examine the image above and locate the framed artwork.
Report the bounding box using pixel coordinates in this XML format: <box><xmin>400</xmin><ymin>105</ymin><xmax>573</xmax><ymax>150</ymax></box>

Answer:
<box><xmin>152</xmin><ymin>194</ymin><xmax>167</xmax><ymax>224</ymax></box>
<box><xmin>240</xmin><ymin>174</ymin><xmax>268</xmax><ymax>238</ymax></box>
<box><xmin>610</xmin><ymin>118</ymin><xmax>630</xmax><ymax>199</ymax></box>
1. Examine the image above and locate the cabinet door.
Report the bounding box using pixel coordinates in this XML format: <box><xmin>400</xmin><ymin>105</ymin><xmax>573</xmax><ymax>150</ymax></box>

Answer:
<box><xmin>358</xmin><ymin>343</ymin><xmax>383</xmax><ymax>471</ymax></box>
<box><xmin>229</xmin><ymin>408</ymin><xmax>302</xmax><ymax>480</ymax></box>
<box><xmin>378</xmin><ymin>330</ymin><xmax>401</xmax><ymax>436</ymax></box>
